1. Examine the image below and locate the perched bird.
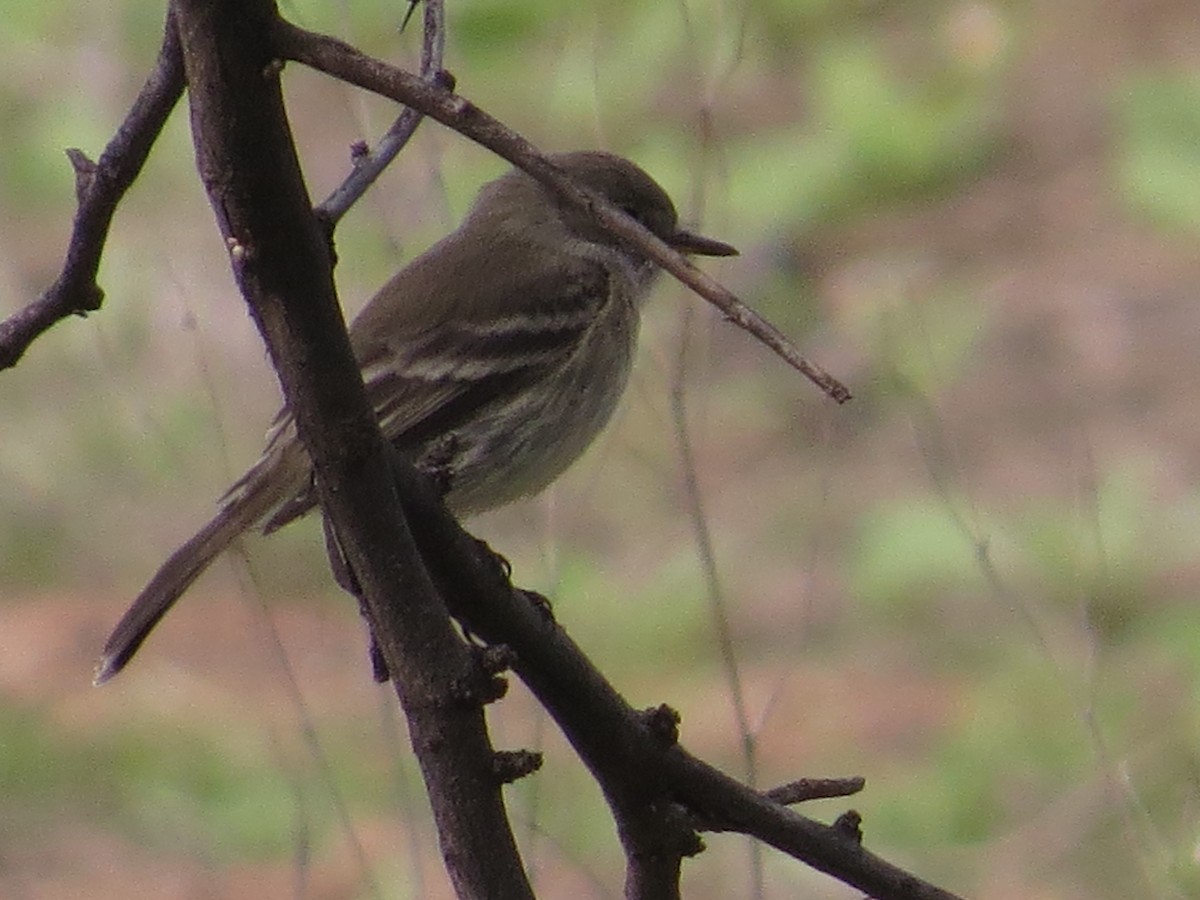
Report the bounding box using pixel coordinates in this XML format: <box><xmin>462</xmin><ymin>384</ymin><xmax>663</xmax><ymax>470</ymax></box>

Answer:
<box><xmin>96</xmin><ymin>150</ymin><xmax>736</xmax><ymax>684</ymax></box>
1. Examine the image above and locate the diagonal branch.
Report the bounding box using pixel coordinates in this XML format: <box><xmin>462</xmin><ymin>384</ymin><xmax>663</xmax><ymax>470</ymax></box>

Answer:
<box><xmin>0</xmin><ymin>7</ymin><xmax>185</xmax><ymax>371</ymax></box>
<box><xmin>314</xmin><ymin>0</ymin><xmax>448</xmax><ymax>226</ymax></box>
<box><xmin>667</xmin><ymin>750</ymin><xmax>963</xmax><ymax>900</ymax></box>
<box><xmin>269</xmin><ymin>20</ymin><xmax>852</xmax><ymax>405</ymax></box>
<box><xmin>385</xmin><ymin>452</ymin><xmax>966</xmax><ymax>900</ymax></box>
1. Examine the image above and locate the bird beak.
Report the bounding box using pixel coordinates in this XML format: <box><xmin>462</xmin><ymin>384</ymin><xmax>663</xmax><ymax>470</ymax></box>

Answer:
<box><xmin>669</xmin><ymin>228</ymin><xmax>739</xmax><ymax>258</ymax></box>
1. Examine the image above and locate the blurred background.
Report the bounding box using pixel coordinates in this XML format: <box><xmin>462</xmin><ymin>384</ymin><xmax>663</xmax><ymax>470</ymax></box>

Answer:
<box><xmin>4</xmin><ymin>0</ymin><xmax>1200</xmax><ymax>897</ymax></box>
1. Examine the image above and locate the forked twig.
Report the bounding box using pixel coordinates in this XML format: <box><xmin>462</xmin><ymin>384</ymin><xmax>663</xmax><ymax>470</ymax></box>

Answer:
<box><xmin>270</xmin><ymin>20</ymin><xmax>852</xmax><ymax>404</ymax></box>
<box><xmin>315</xmin><ymin>0</ymin><xmax>447</xmax><ymax>226</ymax></box>
<box><xmin>0</xmin><ymin>8</ymin><xmax>184</xmax><ymax>370</ymax></box>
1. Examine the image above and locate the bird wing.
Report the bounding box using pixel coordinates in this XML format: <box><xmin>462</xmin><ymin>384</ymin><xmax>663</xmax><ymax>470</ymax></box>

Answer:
<box><xmin>254</xmin><ymin>250</ymin><xmax>614</xmax><ymax>533</ymax></box>
<box><xmin>355</xmin><ymin>257</ymin><xmax>613</xmax><ymax>452</ymax></box>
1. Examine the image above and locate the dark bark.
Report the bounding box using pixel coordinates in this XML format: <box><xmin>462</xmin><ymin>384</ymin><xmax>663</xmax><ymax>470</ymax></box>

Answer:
<box><xmin>6</xmin><ymin>3</ymin><xmax>965</xmax><ymax>897</ymax></box>
<box><xmin>0</xmin><ymin>8</ymin><xmax>184</xmax><ymax>370</ymax></box>
<box><xmin>170</xmin><ymin>2</ymin><xmax>533</xmax><ymax>896</ymax></box>
<box><xmin>385</xmin><ymin>449</ymin><xmax>966</xmax><ymax>900</ymax></box>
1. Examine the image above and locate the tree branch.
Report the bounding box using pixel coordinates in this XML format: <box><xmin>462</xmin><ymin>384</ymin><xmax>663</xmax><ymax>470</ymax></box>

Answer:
<box><xmin>169</xmin><ymin>1</ymin><xmax>532</xmax><ymax>896</ymax></box>
<box><xmin>269</xmin><ymin>19</ymin><xmax>852</xmax><ymax>405</ymax></box>
<box><xmin>314</xmin><ymin>0</ymin><xmax>448</xmax><ymax>226</ymax></box>
<box><xmin>0</xmin><ymin>7</ymin><xmax>185</xmax><ymax>371</ymax></box>
<box><xmin>385</xmin><ymin>452</ymin><xmax>966</xmax><ymax>900</ymax></box>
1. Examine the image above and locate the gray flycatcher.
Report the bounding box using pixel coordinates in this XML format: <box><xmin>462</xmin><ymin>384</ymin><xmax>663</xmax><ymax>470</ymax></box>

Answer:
<box><xmin>96</xmin><ymin>150</ymin><xmax>736</xmax><ymax>683</ymax></box>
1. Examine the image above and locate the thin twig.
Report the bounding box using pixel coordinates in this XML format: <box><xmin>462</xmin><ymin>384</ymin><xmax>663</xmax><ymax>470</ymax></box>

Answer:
<box><xmin>669</xmin><ymin>306</ymin><xmax>764</xmax><ymax>888</ymax></box>
<box><xmin>314</xmin><ymin>0</ymin><xmax>447</xmax><ymax>226</ymax></box>
<box><xmin>270</xmin><ymin>20</ymin><xmax>852</xmax><ymax>405</ymax></box>
<box><xmin>0</xmin><ymin>7</ymin><xmax>184</xmax><ymax>370</ymax></box>
<box><xmin>764</xmin><ymin>777</ymin><xmax>866</xmax><ymax>806</ymax></box>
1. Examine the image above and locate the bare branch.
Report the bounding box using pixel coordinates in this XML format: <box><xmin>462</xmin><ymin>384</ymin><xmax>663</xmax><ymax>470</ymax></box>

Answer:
<box><xmin>385</xmin><ymin>450</ymin><xmax>965</xmax><ymax>900</ymax></box>
<box><xmin>0</xmin><ymin>7</ymin><xmax>184</xmax><ymax>370</ymax></box>
<box><xmin>270</xmin><ymin>20</ymin><xmax>852</xmax><ymax>404</ymax></box>
<box><xmin>315</xmin><ymin>0</ymin><xmax>448</xmax><ymax>226</ymax></box>
<box><xmin>764</xmin><ymin>777</ymin><xmax>867</xmax><ymax>806</ymax></box>
<box><xmin>170</xmin><ymin>1</ymin><xmax>533</xmax><ymax>895</ymax></box>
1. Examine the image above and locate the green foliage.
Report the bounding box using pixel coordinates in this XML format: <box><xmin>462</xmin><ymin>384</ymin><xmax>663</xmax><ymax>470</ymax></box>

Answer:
<box><xmin>729</xmin><ymin>40</ymin><xmax>999</xmax><ymax>233</ymax></box>
<box><xmin>868</xmin><ymin>285</ymin><xmax>990</xmax><ymax>397</ymax></box>
<box><xmin>872</xmin><ymin>663</ymin><xmax>1088</xmax><ymax>845</ymax></box>
<box><xmin>851</xmin><ymin>499</ymin><xmax>979</xmax><ymax>614</ymax></box>
<box><xmin>0</xmin><ymin>704</ymin><xmax>298</xmax><ymax>858</ymax></box>
<box><xmin>0</xmin><ymin>704</ymin><xmax>108</xmax><ymax>805</ymax></box>
<box><xmin>0</xmin><ymin>501</ymin><xmax>68</xmax><ymax>585</ymax></box>
<box><xmin>112</xmin><ymin>727</ymin><xmax>300</xmax><ymax>859</ymax></box>
<box><xmin>546</xmin><ymin>547</ymin><xmax>713</xmax><ymax>674</ymax></box>
<box><xmin>811</xmin><ymin>42</ymin><xmax>997</xmax><ymax>200</ymax></box>
<box><xmin>451</xmin><ymin>0</ymin><xmax>557</xmax><ymax>57</ymax></box>
<box><xmin>1113</xmin><ymin>71</ymin><xmax>1200</xmax><ymax>231</ymax></box>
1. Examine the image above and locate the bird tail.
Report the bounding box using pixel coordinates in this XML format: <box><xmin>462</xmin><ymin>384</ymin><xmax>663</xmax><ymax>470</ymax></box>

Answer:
<box><xmin>94</xmin><ymin>447</ymin><xmax>306</xmax><ymax>685</ymax></box>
